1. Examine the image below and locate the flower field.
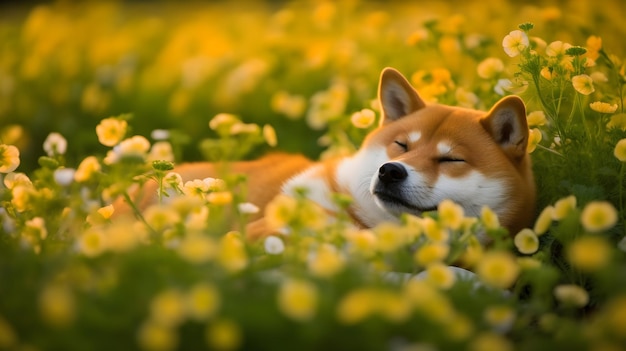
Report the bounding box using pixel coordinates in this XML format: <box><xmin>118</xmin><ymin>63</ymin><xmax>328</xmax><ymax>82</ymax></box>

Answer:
<box><xmin>2</xmin><ymin>1</ymin><xmax>626</xmax><ymax>350</ymax></box>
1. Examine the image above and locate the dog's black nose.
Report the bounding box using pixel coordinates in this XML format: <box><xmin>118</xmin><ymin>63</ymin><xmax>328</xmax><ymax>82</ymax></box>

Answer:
<box><xmin>378</xmin><ymin>162</ymin><xmax>408</xmax><ymax>183</ymax></box>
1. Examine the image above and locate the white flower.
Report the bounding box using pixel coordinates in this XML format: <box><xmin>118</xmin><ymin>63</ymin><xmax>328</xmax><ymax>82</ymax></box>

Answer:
<box><xmin>502</xmin><ymin>30</ymin><xmax>529</xmax><ymax>57</ymax></box>
<box><xmin>53</xmin><ymin>168</ymin><xmax>76</xmax><ymax>186</ymax></box>
<box><xmin>151</xmin><ymin>129</ymin><xmax>170</xmax><ymax>141</ymax></box>
<box><xmin>238</xmin><ymin>202</ymin><xmax>260</xmax><ymax>215</ymax></box>
<box><xmin>43</xmin><ymin>132</ymin><xmax>67</xmax><ymax>156</ymax></box>
<box><xmin>264</xmin><ymin>236</ymin><xmax>285</xmax><ymax>255</ymax></box>
<box><xmin>477</xmin><ymin>57</ymin><xmax>504</xmax><ymax>79</ymax></box>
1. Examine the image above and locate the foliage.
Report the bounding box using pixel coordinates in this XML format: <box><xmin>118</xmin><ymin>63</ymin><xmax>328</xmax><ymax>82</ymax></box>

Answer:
<box><xmin>1</xmin><ymin>1</ymin><xmax>626</xmax><ymax>350</ymax></box>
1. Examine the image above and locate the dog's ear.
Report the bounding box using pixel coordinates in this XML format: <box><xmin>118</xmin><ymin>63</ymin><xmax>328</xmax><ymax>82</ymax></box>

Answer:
<box><xmin>481</xmin><ymin>95</ymin><xmax>529</xmax><ymax>160</ymax></box>
<box><xmin>378</xmin><ymin>67</ymin><xmax>426</xmax><ymax>125</ymax></box>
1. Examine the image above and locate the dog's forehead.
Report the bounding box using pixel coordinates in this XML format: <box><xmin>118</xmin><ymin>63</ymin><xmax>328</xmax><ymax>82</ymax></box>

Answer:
<box><xmin>384</xmin><ymin>105</ymin><xmax>487</xmax><ymax>139</ymax></box>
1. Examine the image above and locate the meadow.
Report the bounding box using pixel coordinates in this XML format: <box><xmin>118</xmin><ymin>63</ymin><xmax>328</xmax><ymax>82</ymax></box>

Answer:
<box><xmin>1</xmin><ymin>1</ymin><xmax>626</xmax><ymax>350</ymax></box>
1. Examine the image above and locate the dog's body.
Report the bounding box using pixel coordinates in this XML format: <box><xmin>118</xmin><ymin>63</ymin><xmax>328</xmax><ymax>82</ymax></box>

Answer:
<box><xmin>119</xmin><ymin>68</ymin><xmax>535</xmax><ymax>242</ymax></box>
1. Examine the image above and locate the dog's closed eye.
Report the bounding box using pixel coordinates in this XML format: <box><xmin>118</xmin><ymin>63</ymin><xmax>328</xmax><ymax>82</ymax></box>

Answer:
<box><xmin>438</xmin><ymin>156</ymin><xmax>465</xmax><ymax>163</ymax></box>
<box><xmin>394</xmin><ymin>140</ymin><xmax>408</xmax><ymax>151</ymax></box>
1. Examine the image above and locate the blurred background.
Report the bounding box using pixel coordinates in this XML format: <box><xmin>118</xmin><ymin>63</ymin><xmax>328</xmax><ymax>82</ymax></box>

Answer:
<box><xmin>1</xmin><ymin>0</ymin><xmax>625</xmax><ymax>172</ymax></box>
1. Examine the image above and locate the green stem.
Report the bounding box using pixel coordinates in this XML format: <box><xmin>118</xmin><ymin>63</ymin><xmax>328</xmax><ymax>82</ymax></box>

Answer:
<box><xmin>157</xmin><ymin>174</ymin><xmax>164</xmax><ymax>205</ymax></box>
<box><xmin>122</xmin><ymin>191</ymin><xmax>159</xmax><ymax>239</ymax></box>
<box><xmin>618</xmin><ymin>162</ymin><xmax>626</xmax><ymax>234</ymax></box>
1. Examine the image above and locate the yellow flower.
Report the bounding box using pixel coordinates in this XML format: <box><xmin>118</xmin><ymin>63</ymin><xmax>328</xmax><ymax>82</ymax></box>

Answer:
<box><xmin>581</xmin><ymin>201</ymin><xmax>618</xmax><ymax>232</ymax></box>
<box><xmin>148</xmin><ymin>141</ymin><xmax>174</xmax><ymax>163</ymax></box>
<box><xmin>421</xmin><ymin>217</ymin><xmax>449</xmax><ymax>242</ymax></box>
<box><xmin>344</xmin><ymin>229</ymin><xmax>378</xmax><ymax>257</ymax></box>
<box><xmin>79</xmin><ymin>228</ymin><xmax>107</xmax><ymax>257</ymax></box>
<box><xmin>218</xmin><ymin>232</ymin><xmax>248</xmax><ymax>273</ymax></box>
<box><xmin>144</xmin><ymin>205</ymin><xmax>181</xmax><ymax>232</ymax></box>
<box><xmin>476</xmin><ymin>57</ymin><xmax>504</xmax><ymax>79</ymax></box>
<box><xmin>480</xmin><ymin>206</ymin><xmax>500</xmax><ymax>230</ymax></box>
<box><xmin>25</xmin><ymin>216</ymin><xmax>47</xmax><ymax>240</ymax></box>
<box><xmin>514</xmin><ymin>229</ymin><xmax>539</xmax><ymax>254</ymax></box>
<box><xmin>608</xmin><ymin>113</ymin><xmax>626</xmax><ymax>131</ymax></box>
<box><xmin>414</xmin><ymin>242</ymin><xmax>450</xmax><ymax>266</ymax></box>
<box><xmin>230</xmin><ymin>122</ymin><xmax>260</xmax><ymax>136</ymax></box>
<box><xmin>484</xmin><ymin>305</ymin><xmax>516</xmax><ymax>333</ymax></box>
<box><xmin>207</xmin><ymin>191</ymin><xmax>233</xmax><ymax>206</ymax></box>
<box><xmin>299</xmin><ymin>200</ymin><xmax>328</xmax><ymax>231</ymax></box>
<box><xmin>455</xmin><ymin>87</ymin><xmax>479</xmax><ymax>108</ymax></box>
<box><xmin>209</xmin><ymin>113</ymin><xmax>239</xmax><ymax>132</ymax></box>
<box><xmin>533</xmin><ymin>205</ymin><xmax>554</xmax><ymax>235</ymax></box>
<box><xmin>308</xmin><ymin>244</ymin><xmax>345</xmax><ymax>278</ymax></box>
<box><xmin>567</xmin><ymin>236</ymin><xmax>611</xmax><ymax>271</ymax></box>
<box><xmin>424</xmin><ymin>263</ymin><xmax>456</xmax><ymax>289</ymax></box>
<box><xmin>183</xmin><ymin>179</ymin><xmax>209</xmax><ymax>197</ymax></box>
<box><xmin>476</xmin><ymin>251</ymin><xmax>520</xmax><ymax>289</ymax></box>
<box><xmin>406</xmin><ymin>28</ymin><xmax>429</xmax><ymax>46</ymax></box>
<box><xmin>271</xmin><ymin>91</ymin><xmax>306</xmax><ymax>119</ymax></box>
<box><xmin>527</xmin><ymin>128</ymin><xmax>542</xmax><ymax>153</ymax></box>
<box><xmin>404</xmin><ymin>280</ymin><xmax>455</xmax><ymax>322</ymax></box>
<box><xmin>150</xmin><ymin>289</ymin><xmax>186</xmax><ymax>328</ymax></box>
<box><xmin>457</xmin><ymin>236</ymin><xmax>484</xmax><ymax>267</ymax></box>
<box><xmin>540</xmin><ymin>67</ymin><xmax>557</xmax><ymax>81</ymax></box>
<box><xmin>3</xmin><ymin>172</ymin><xmax>31</xmax><ymax>189</ymax></box>
<box><xmin>438</xmin><ymin>199</ymin><xmax>464</xmax><ymax>230</ymax></box>
<box><xmin>546</xmin><ymin>40</ymin><xmax>572</xmax><ymax>57</ymax></box>
<box><xmin>376</xmin><ymin>290</ymin><xmax>412</xmax><ymax>323</ymax></box>
<box><xmin>350</xmin><ymin>108</ymin><xmax>376</xmax><ymax>129</ymax></box>
<box><xmin>590</xmin><ymin>101</ymin><xmax>618</xmax><ymax>113</ymax></box>
<box><xmin>540</xmin><ymin>6</ymin><xmax>561</xmax><ymax>21</ymax></box>
<box><xmin>374</xmin><ymin>222</ymin><xmax>411</xmax><ymax>251</ymax></box>
<box><xmin>527</xmin><ymin>111</ymin><xmax>547</xmax><ymax>127</ymax></box>
<box><xmin>554</xmin><ymin>284</ymin><xmax>589</xmax><ymax>307</ymax></box>
<box><xmin>553</xmin><ymin>195</ymin><xmax>577</xmax><ymax>220</ymax></box>
<box><xmin>178</xmin><ymin>234</ymin><xmax>217</xmax><ymax>264</ymax></box>
<box><xmin>613</xmin><ymin>139</ymin><xmax>626</xmax><ymax>162</ymax></box>
<box><xmin>0</xmin><ymin>145</ymin><xmax>20</xmax><ymax>173</ymax></box>
<box><xmin>586</xmin><ymin>35</ymin><xmax>602</xmax><ymax>60</ymax></box>
<box><xmin>469</xmin><ymin>332</ymin><xmax>513</xmax><ymax>351</ymax></box>
<box><xmin>106</xmin><ymin>221</ymin><xmax>142</xmax><ymax>252</ymax></box>
<box><xmin>205</xmin><ymin>319</ymin><xmax>242</xmax><ymax>351</ymax></box>
<box><xmin>502</xmin><ymin>30</ymin><xmax>529</xmax><ymax>57</ymax></box>
<box><xmin>97</xmin><ymin>204</ymin><xmax>114</xmax><ymax>219</ymax></box>
<box><xmin>96</xmin><ymin>117</ymin><xmax>127</xmax><ymax>147</ymax></box>
<box><xmin>186</xmin><ymin>283</ymin><xmax>220</xmax><ymax>321</ymax></box>
<box><xmin>572</xmin><ymin>74</ymin><xmax>595</xmax><ymax>95</ymax></box>
<box><xmin>336</xmin><ymin>289</ymin><xmax>376</xmax><ymax>325</ymax></box>
<box><xmin>277</xmin><ymin>279</ymin><xmax>318</xmax><ymax>322</ymax></box>
<box><xmin>39</xmin><ymin>284</ymin><xmax>75</xmax><ymax>328</ymax></box>
<box><xmin>262</xmin><ymin>124</ymin><xmax>278</xmax><ymax>147</ymax></box>
<box><xmin>11</xmin><ymin>184</ymin><xmax>32</xmax><ymax>212</ymax></box>
<box><xmin>264</xmin><ymin>194</ymin><xmax>297</xmax><ymax>231</ymax></box>
<box><xmin>137</xmin><ymin>321</ymin><xmax>178</xmax><ymax>351</ymax></box>
<box><xmin>118</xmin><ymin>135</ymin><xmax>151</xmax><ymax>157</ymax></box>
<box><xmin>74</xmin><ymin>156</ymin><xmax>101</xmax><ymax>182</ymax></box>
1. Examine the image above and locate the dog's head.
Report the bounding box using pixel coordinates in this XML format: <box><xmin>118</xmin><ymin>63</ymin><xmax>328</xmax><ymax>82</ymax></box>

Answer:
<box><xmin>339</xmin><ymin>68</ymin><xmax>535</xmax><ymax>235</ymax></box>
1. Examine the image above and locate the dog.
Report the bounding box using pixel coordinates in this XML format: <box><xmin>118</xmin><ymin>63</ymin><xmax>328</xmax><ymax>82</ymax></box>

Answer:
<box><xmin>117</xmin><ymin>67</ymin><xmax>536</xmax><ymax>242</ymax></box>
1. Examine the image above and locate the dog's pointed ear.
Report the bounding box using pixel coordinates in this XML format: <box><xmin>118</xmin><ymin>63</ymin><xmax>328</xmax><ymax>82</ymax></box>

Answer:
<box><xmin>481</xmin><ymin>95</ymin><xmax>529</xmax><ymax>160</ymax></box>
<box><xmin>378</xmin><ymin>67</ymin><xmax>426</xmax><ymax>125</ymax></box>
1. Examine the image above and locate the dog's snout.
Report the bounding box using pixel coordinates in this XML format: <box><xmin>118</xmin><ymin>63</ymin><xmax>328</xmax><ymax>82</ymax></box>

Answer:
<box><xmin>378</xmin><ymin>162</ymin><xmax>408</xmax><ymax>184</ymax></box>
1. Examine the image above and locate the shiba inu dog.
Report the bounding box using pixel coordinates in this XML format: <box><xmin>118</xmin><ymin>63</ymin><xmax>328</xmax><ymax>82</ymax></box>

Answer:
<box><xmin>119</xmin><ymin>68</ymin><xmax>535</xmax><ymax>242</ymax></box>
